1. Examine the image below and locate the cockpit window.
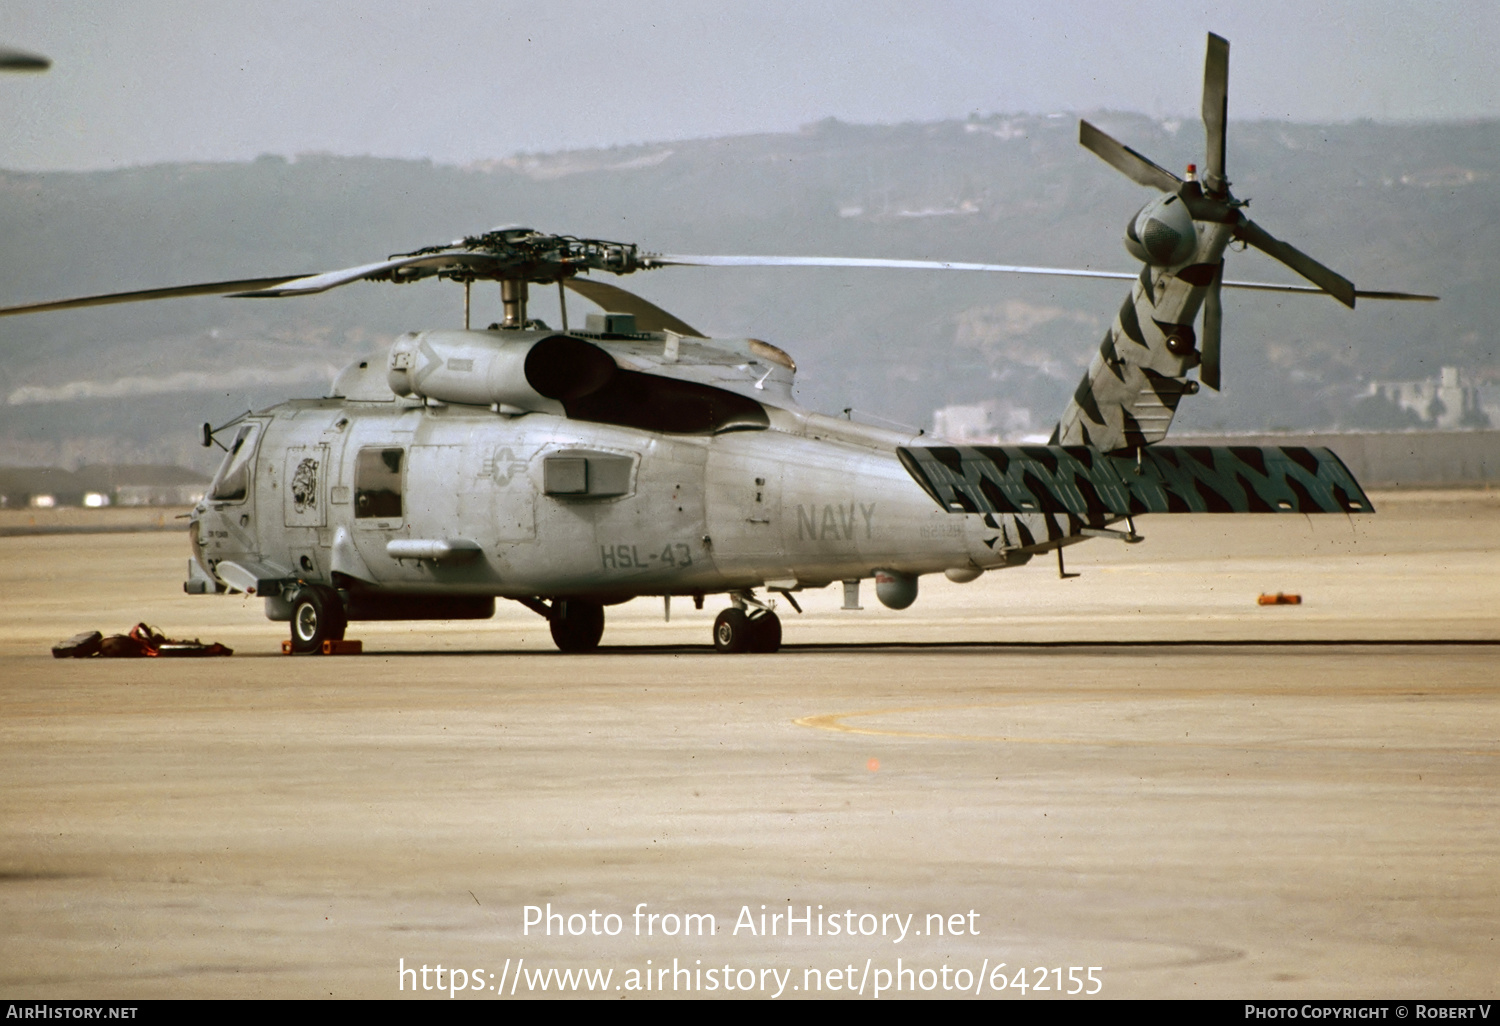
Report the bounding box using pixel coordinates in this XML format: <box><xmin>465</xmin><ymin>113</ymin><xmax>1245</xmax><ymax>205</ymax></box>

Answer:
<box><xmin>208</xmin><ymin>423</ymin><xmax>261</xmax><ymax>502</ymax></box>
<box><xmin>355</xmin><ymin>447</ymin><xmax>403</xmax><ymax>519</ymax></box>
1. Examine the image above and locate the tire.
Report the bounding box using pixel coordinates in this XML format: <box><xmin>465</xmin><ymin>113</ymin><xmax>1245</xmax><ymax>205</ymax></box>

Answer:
<box><xmin>713</xmin><ymin>608</ymin><xmax>750</xmax><ymax>653</ymax></box>
<box><xmin>549</xmin><ymin>599</ymin><xmax>605</xmax><ymax>653</ymax></box>
<box><xmin>747</xmin><ymin>611</ymin><xmax>782</xmax><ymax>653</ymax></box>
<box><xmin>290</xmin><ymin>585</ymin><xmax>347</xmax><ymax>654</ymax></box>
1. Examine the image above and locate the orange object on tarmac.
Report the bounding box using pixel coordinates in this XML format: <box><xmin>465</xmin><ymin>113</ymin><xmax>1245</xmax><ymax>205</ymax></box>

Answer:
<box><xmin>53</xmin><ymin>624</ymin><xmax>231</xmax><ymax>657</ymax></box>
<box><xmin>1257</xmin><ymin>593</ymin><xmax>1302</xmax><ymax>605</ymax></box>
<box><xmin>282</xmin><ymin>638</ymin><xmax>362</xmax><ymax>655</ymax></box>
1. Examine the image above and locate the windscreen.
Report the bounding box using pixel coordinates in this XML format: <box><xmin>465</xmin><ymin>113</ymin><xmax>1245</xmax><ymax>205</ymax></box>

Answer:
<box><xmin>207</xmin><ymin>423</ymin><xmax>262</xmax><ymax>502</ymax></box>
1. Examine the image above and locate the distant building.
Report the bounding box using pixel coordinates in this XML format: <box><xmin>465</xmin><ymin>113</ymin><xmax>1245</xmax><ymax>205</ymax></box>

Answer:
<box><xmin>0</xmin><ymin>465</ymin><xmax>208</xmax><ymax>509</ymax></box>
<box><xmin>931</xmin><ymin>401</ymin><xmax>1045</xmax><ymax>444</ymax></box>
<box><xmin>1363</xmin><ymin>366</ymin><xmax>1494</xmax><ymax>430</ymax></box>
<box><xmin>932</xmin><ymin>404</ymin><xmax>999</xmax><ymax>444</ymax></box>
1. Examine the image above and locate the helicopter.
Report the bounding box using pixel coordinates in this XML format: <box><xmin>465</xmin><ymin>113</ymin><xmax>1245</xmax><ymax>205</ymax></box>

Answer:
<box><xmin>0</xmin><ymin>33</ymin><xmax>1435</xmax><ymax>655</ymax></box>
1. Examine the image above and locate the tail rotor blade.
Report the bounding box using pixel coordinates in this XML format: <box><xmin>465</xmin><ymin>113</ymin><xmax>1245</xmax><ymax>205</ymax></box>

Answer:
<box><xmin>1079</xmin><ymin>121</ymin><xmax>1182</xmax><ymax>193</ymax></box>
<box><xmin>1202</xmin><ymin>33</ymin><xmax>1229</xmax><ymax>193</ymax></box>
<box><xmin>1200</xmin><ymin>268</ymin><xmax>1223</xmax><ymax>392</ymax></box>
<box><xmin>1234</xmin><ymin>218</ymin><xmax>1356</xmax><ymax>308</ymax></box>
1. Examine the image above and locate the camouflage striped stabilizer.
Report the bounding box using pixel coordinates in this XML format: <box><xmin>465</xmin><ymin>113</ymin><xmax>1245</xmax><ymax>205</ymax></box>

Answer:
<box><xmin>897</xmin><ymin>444</ymin><xmax>1373</xmax><ymax>517</ymax></box>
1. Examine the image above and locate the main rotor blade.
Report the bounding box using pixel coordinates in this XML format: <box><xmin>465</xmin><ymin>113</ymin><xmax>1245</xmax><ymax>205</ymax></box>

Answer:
<box><xmin>1222</xmin><ymin>282</ymin><xmax>1437</xmax><ymax>302</ymax></box>
<box><xmin>1233</xmin><ymin>218</ymin><xmax>1356</xmax><ymax>307</ymax></box>
<box><xmin>651</xmin><ymin>253</ymin><xmax>1436</xmax><ymax>301</ymax></box>
<box><xmin>232</xmin><ymin>252</ymin><xmax>500</xmax><ymax>296</ymax></box>
<box><xmin>0</xmin><ymin>46</ymin><xmax>49</xmax><ymax>71</ymax></box>
<box><xmin>1202</xmin><ymin>33</ymin><xmax>1230</xmax><ymax>192</ymax></box>
<box><xmin>653</xmin><ymin>253</ymin><xmax>1147</xmax><ymax>283</ymax></box>
<box><xmin>0</xmin><ymin>256</ymin><xmax>1433</xmax><ymax>322</ymax></box>
<box><xmin>1201</xmin><ymin>271</ymin><xmax>1223</xmax><ymax>392</ymax></box>
<box><xmin>563</xmin><ymin>278</ymin><xmax>703</xmax><ymax>337</ymax></box>
<box><xmin>0</xmin><ymin>275</ymin><xmax>313</xmax><ymax>317</ymax></box>
<box><xmin>1079</xmin><ymin>120</ymin><xmax>1182</xmax><ymax>192</ymax></box>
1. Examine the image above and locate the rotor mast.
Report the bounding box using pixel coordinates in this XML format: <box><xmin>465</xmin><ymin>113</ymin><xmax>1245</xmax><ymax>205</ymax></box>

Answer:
<box><xmin>500</xmin><ymin>279</ymin><xmax>528</xmax><ymax>329</ymax></box>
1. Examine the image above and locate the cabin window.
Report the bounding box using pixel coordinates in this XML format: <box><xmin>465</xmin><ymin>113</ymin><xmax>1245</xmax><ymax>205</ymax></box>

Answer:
<box><xmin>208</xmin><ymin>423</ymin><xmax>261</xmax><ymax>502</ymax></box>
<box><xmin>355</xmin><ymin>447</ymin><xmax>404</xmax><ymax>519</ymax></box>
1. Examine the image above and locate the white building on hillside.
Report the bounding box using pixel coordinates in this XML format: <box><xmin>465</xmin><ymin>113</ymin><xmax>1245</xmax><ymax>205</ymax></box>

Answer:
<box><xmin>931</xmin><ymin>401</ymin><xmax>1047</xmax><ymax>444</ymax></box>
<box><xmin>1364</xmin><ymin>367</ymin><xmax>1495</xmax><ymax>429</ymax></box>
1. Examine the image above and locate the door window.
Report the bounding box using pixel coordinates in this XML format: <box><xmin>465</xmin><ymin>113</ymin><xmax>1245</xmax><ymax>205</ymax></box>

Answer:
<box><xmin>355</xmin><ymin>447</ymin><xmax>404</xmax><ymax>519</ymax></box>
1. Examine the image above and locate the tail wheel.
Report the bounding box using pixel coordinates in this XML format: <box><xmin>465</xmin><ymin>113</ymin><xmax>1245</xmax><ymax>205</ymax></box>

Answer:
<box><xmin>549</xmin><ymin>599</ymin><xmax>605</xmax><ymax>653</ymax></box>
<box><xmin>748</xmin><ymin>611</ymin><xmax>782</xmax><ymax>653</ymax></box>
<box><xmin>289</xmin><ymin>585</ymin><xmax>347</xmax><ymax>654</ymax></box>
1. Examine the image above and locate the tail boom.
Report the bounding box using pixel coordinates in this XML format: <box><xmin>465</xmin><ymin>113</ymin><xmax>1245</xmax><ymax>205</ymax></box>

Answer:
<box><xmin>1055</xmin><ymin>220</ymin><xmax>1235</xmax><ymax>451</ymax></box>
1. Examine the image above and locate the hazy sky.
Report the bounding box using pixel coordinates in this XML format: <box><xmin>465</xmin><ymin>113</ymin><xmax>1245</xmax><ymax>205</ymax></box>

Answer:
<box><xmin>1</xmin><ymin>1</ymin><xmax>1496</xmax><ymax>171</ymax></box>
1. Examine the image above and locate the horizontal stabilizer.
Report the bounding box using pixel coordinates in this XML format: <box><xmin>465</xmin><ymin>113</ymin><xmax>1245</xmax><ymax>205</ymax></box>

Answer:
<box><xmin>898</xmin><ymin>445</ymin><xmax>1372</xmax><ymax>517</ymax></box>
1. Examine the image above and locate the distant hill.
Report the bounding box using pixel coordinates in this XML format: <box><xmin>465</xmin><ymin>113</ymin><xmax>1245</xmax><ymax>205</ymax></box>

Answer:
<box><xmin>0</xmin><ymin>113</ymin><xmax>1494</xmax><ymax>467</ymax></box>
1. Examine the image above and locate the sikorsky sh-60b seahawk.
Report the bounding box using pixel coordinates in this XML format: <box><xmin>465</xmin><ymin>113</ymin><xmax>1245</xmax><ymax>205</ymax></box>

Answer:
<box><xmin>1</xmin><ymin>34</ymin><xmax>1434</xmax><ymax>654</ymax></box>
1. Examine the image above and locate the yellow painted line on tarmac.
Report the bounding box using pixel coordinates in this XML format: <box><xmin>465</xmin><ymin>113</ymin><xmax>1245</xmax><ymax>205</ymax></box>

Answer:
<box><xmin>794</xmin><ymin>699</ymin><xmax>1500</xmax><ymax>757</ymax></box>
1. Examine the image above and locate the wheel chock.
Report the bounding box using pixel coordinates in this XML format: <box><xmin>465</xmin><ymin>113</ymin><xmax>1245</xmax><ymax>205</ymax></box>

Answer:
<box><xmin>282</xmin><ymin>639</ymin><xmax>362</xmax><ymax>655</ymax></box>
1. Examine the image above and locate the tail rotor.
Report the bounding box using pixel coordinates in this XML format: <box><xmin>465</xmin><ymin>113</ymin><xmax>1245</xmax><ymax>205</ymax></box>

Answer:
<box><xmin>1078</xmin><ymin>32</ymin><xmax>1381</xmax><ymax>391</ymax></box>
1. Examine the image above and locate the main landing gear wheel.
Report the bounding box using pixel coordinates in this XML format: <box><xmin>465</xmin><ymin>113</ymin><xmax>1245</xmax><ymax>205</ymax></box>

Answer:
<box><xmin>289</xmin><ymin>585</ymin><xmax>347</xmax><ymax>654</ymax></box>
<box><xmin>549</xmin><ymin>599</ymin><xmax>605</xmax><ymax>653</ymax></box>
<box><xmin>713</xmin><ymin>608</ymin><xmax>749</xmax><ymax>653</ymax></box>
<box><xmin>748</xmin><ymin>610</ymin><xmax>781</xmax><ymax>653</ymax></box>
<box><xmin>713</xmin><ymin>608</ymin><xmax>781</xmax><ymax>653</ymax></box>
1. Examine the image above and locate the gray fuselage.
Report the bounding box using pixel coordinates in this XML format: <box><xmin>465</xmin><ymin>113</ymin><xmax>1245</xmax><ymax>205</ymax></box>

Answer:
<box><xmin>191</xmin><ymin>393</ymin><xmax>1042</xmax><ymax>612</ymax></box>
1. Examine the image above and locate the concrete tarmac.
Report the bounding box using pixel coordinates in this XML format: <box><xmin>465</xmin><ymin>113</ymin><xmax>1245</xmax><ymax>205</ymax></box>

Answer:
<box><xmin>1</xmin><ymin>492</ymin><xmax>1496</xmax><ymax>999</ymax></box>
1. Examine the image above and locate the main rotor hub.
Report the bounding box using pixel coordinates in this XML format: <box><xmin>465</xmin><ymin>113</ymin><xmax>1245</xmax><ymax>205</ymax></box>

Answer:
<box><xmin>392</xmin><ymin>228</ymin><xmax>653</xmax><ymax>287</ymax></box>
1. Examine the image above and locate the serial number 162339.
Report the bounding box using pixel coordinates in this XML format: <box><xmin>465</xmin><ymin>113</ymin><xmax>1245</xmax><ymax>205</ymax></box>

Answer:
<box><xmin>600</xmin><ymin>542</ymin><xmax>693</xmax><ymax>571</ymax></box>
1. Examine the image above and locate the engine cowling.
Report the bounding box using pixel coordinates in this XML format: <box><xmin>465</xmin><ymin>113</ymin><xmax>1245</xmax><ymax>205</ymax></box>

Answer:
<box><xmin>386</xmin><ymin>330</ymin><xmax>616</xmax><ymax>412</ymax></box>
<box><xmin>1123</xmin><ymin>194</ymin><xmax>1199</xmax><ymax>267</ymax></box>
